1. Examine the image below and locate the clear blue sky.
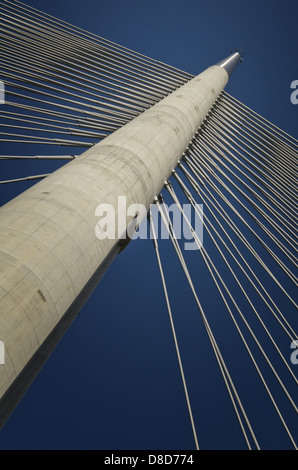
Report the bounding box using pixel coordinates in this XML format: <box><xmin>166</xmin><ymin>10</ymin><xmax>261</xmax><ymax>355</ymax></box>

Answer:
<box><xmin>0</xmin><ymin>0</ymin><xmax>297</xmax><ymax>450</ymax></box>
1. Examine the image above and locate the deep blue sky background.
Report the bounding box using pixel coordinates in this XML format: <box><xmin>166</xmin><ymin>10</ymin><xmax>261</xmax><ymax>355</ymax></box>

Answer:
<box><xmin>0</xmin><ymin>0</ymin><xmax>297</xmax><ymax>450</ymax></box>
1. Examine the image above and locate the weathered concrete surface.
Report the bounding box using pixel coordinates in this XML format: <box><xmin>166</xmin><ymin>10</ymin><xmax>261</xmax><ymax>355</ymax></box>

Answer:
<box><xmin>0</xmin><ymin>65</ymin><xmax>228</xmax><ymax>406</ymax></box>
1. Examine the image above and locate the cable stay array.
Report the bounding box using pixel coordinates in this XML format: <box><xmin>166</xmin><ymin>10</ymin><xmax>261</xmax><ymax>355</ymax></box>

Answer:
<box><xmin>0</xmin><ymin>0</ymin><xmax>191</xmax><ymax>165</ymax></box>
<box><xmin>0</xmin><ymin>0</ymin><xmax>297</xmax><ymax>450</ymax></box>
<box><xmin>149</xmin><ymin>91</ymin><xmax>297</xmax><ymax>449</ymax></box>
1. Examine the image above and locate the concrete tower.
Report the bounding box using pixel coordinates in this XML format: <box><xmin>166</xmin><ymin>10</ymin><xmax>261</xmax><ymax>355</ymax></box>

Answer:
<box><xmin>0</xmin><ymin>53</ymin><xmax>240</xmax><ymax>426</ymax></box>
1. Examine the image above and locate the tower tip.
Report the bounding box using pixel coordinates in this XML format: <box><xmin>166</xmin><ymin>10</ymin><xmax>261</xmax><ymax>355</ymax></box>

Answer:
<box><xmin>216</xmin><ymin>51</ymin><xmax>241</xmax><ymax>77</ymax></box>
